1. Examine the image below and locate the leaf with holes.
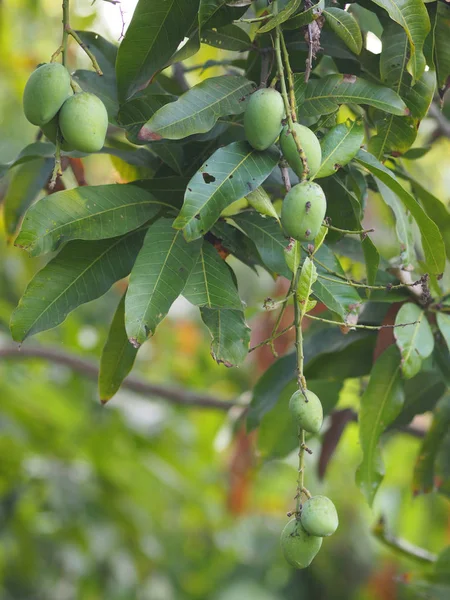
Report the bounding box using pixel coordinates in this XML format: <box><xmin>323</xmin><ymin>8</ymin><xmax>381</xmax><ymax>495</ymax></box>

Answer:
<box><xmin>200</xmin><ymin>307</ymin><xmax>250</xmax><ymax>367</ymax></box>
<box><xmin>183</xmin><ymin>241</ymin><xmax>242</xmax><ymax>309</ymax></box>
<box><xmin>315</xmin><ymin>120</ymin><xmax>364</xmax><ymax>179</ymax></box>
<box><xmin>394</xmin><ymin>303</ymin><xmax>434</xmax><ymax>379</ymax></box>
<box><xmin>125</xmin><ymin>219</ymin><xmax>202</xmax><ymax>347</ymax></box>
<box><xmin>323</xmin><ymin>8</ymin><xmax>362</xmax><ymax>55</ymax></box>
<box><xmin>15</xmin><ymin>183</ymin><xmax>174</xmax><ymax>256</ymax></box>
<box><xmin>356</xmin><ymin>345</ymin><xmax>405</xmax><ymax>506</ymax></box>
<box><xmin>10</xmin><ymin>230</ymin><xmax>146</xmax><ymax>342</ymax></box>
<box><xmin>173</xmin><ymin>142</ymin><xmax>279</xmax><ymax>241</ymax></box>
<box><xmin>138</xmin><ymin>76</ymin><xmax>255</xmax><ymax>141</ymax></box>
<box><xmin>99</xmin><ymin>294</ymin><xmax>138</xmax><ymax>403</ymax></box>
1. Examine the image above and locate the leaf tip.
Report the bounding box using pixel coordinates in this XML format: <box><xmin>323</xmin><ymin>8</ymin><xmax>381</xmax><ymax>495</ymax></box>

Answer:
<box><xmin>129</xmin><ymin>337</ymin><xmax>141</xmax><ymax>349</ymax></box>
<box><xmin>137</xmin><ymin>126</ymin><xmax>163</xmax><ymax>142</ymax></box>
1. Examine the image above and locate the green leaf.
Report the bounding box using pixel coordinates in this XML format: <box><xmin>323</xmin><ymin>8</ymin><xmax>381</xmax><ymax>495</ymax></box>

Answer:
<box><xmin>138</xmin><ymin>76</ymin><xmax>255</xmax><ymax>141</ymax></box>
<box><xmin>323</xmin><ymin>8</ymin><xmax>363</xmax><ymax>55</ymax></box>
<box><xmin>315</xmin><ymin>120</ymin><xmax>364</xmax><ymax>179</ymax></box>
<box><xmin>394</xmin><ymin>303</ymin><xmax>434</xmax><ymax>379</ymax></box>
<box><xmin>201</xmin><ymin>24</ymin><xmax>251</xmax><ymax>51</ymax></box>
<box><xmin>246</xmin><ymin>187</ymin><xmax>280</xmax><ymax>222</ymax></box>
<box><xmin>15</xmin><ymin>183</ymin><xmax>174</xmax><ymax>257</ymax></box>
<box><xmin>232</xmin><ymin>212</ymin><xmax>291</xmax><ymax>278</ymax></box>
<box><xmin>99</xmin><ymin>294</ymin><xmax>138</xmax><ymax>403</ymax></box>
<box><xmin>3</xmin><ymin>158</ymin><xmax>53</xmax><ymax>239</ymax></box>
<box><xmin>183</xmin><ymin>242</ymin><xmax>242</xmax><ymax>309</ymax></box>
<box><xmin>73</xmin><ymin>70</ymin><xmax>119</xmax><ymax>124</ymax></box>
<box><xmin>297</xmin><ymin>257</ymin><xmax>318</xmax><ymax>317</ymax></box>
<box><xmin>74</xmin><ymin>31</ymin><xmax>118</xmax><ymax>75</ymax></box>
<box><xmin>257</xmin><ymin>0</ymin><xmax>302</xmax><ymax>34</ymax></box>
<box><xmin>412</xmin><ymin>395</ymin><xmax>450</xmax><ymax>495</ymax></box>
<box><xmin>434</xmin><ymin>2</ymin><xmax>450</xmax><ymax>97</ymax></box>
<box><xmin>283</xmin><ymin>0</ymin><xmax>324</xmax><ymax>30</ymax></box>
<box><xmin>393</xmin><ymin>370</ymin><xmax>447</xmax><ymax>427</ymax></box>
<box><xmin>200</xmin><ymin>307</ymin><xmax>250</xmax><ymax>367</ymax></box>
<box><xmin>355</xmin><ymin>150</ymin><xmax>446</xmax><ymax>275</ymax></box>
<box><xmin>116</xmin><ymin>0</ymin><xmax>199</xmax><ymax>101</ymax></box>
<box><xmin>437</xmin><ymin>313</ymin><xmax>450</xmax><ymax>354</ymax></box>
<box><xmin>369</xmin><ymin>0</ymin><xmax>430</xmax><ymax>83</ymax></box>
<box><xmin>125</xmin><ymin>219</ymin><xmax>202</xmax><ymax>347</ymax></box>
<box><xmin>10</xmin><ymin>230</ymin><xmax>146</xmax><ymax>342</ymax></box>
<box><xmin>211</xmin><ymin>220</ymin><xmax>265</xmax><ymax>272</ymax></box>
<box><xmin>173</xmin><ymin>142</ymin><xmax>279</xmax><ymax>241</ymax></box>
<box><xmin>294</xmin><ymin>74</ymin><xmax>409</xmax><ymax>119</ymax></box>
<box><xmin>356</xmin><ymin>345</ymin><xmax>405</xmax><ymax>506</ymax></box>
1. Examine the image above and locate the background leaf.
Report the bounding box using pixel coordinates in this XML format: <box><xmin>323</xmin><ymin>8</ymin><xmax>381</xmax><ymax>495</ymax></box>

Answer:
<box><xmin>394</xmin><ymin>303</ymin><xmax>434</xmax><ymax>379</ymax></box>
<box><xmin>200</xmin><ymin>307</ymin><xmax>250</xmax><ymax>367</ymax></box>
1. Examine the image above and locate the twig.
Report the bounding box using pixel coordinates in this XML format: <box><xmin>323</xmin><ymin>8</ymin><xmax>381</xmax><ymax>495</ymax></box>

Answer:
<box><xmin>373</xmin><ymin>518</ymin><xmax>437</xmax><ymax>564</ymax></box>
<box><xmin>66</xmin><ymin>27</ymin><xmax>103</xmax><ymax>75</ymax></box>
<box><xmin>324</xmin><ymin>222</ymin><xmax>374</xmax><ymax>236</ymax></box>
<box><xmin>248</xmin><ymin>323</ymin><xmax>295</xmax><ymax>353</ymax></box>
<box><xmin>304</xmin><ymin>313</ymin><xmax>419</xmax><ymax>331</ymax></box>
<box><xmin>280</xmin><ymin>31</ymin><xmax>297</xmax><ymax>121</ymax></box>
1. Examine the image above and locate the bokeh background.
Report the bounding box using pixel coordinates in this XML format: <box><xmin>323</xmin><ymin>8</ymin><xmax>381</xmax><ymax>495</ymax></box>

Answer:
<box><xmin>0</xmin><ymin>1</ymin><xmax>449</xmax><ymax>599</ymax></box>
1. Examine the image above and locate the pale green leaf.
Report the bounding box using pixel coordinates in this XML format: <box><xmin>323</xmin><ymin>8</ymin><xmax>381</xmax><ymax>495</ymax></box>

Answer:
<box><xmin>437</xmin><ymin>313</ymin><xmax>450</xmax><ymax>353</ymax></box>
<box><xmin>200</xmin><ymin>307</ymin><xmax>250</xmax><ymax>367</ymax></box>
<box><xmin>297</xmin><ymin>257</ymin><xmax>318</xmax><ymax>317</ymax></box>
<box><xmin>394</xmin><ymin>303</ymin><xmax>434</xmax><ymax>379</ymax></box>
<box><xmin>246</xmin><ymin>187</ymin><xmax>279</xmax><ymax>222</ymax></box>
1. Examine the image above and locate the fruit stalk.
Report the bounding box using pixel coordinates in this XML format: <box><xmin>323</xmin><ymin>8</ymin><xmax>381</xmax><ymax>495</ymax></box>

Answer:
<box><xmin>62</xmin><ymin>0</ymin><xmax>70</xmax><ymax>67</ymax></box>
<box><xmin>280</xmin><ymin>32</ymin><xmax>297</xmax><ymax>122</ymax></box>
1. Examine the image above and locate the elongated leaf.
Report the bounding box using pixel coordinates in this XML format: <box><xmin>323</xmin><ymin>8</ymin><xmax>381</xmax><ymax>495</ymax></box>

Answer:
<box><xmin>246</xmin><ymin>187</ymin><xmax>279</xmax><ymax>222</ymax></box>
<box><xmin>393</xmin><ymin>370</ymin><xmax>446</xmax><ymax>427</ymax></box>
<box><xmin>355</xmin><ymin>150</ymin><xmax>446</xmax><ymax>275</ymax></box>
<box><xmin>315</xmin><ymin>120</ymin><xmax>364</xmax><ymax>179</ymax></box>
<box><xmin>211</xmin><ymin>220</ymin><xmax>265</xmax><ymax>272</ymax></box>
<box><xmin>15</xmin><ymin>184</ymin><xmax>173</xmax><ymax>257</ymax></box>
<box><xmin>284</xmin><ymin>0</ymin><xmax>324</xmax><ymax>30</ymax></box>
<box><xmin>297</xmin><ymin>257</ymin><xmax>317</xmax><ymax>317</ymax></box>
<box><xmin>434</xmin><ymin>2</ymin><xmax>450</xmax><ymax>97</ymax></box>
<box><xmin>294</xmin><ymin>74</ymin><xmax>408</xmax><ymax>119</ymax></box>
<box><xmin>370</xmin><ymin>0</ymin><xmax>430</xmax><ymax>83</ymax></box>
<box><xmin>200</xmin><ymin>307</ymin><xmax>250</xmax><ymax>367</ymax></box>
<box><xmin>232</xmin><ymin>212</ymin><xmax>290</xmax><ymax>278</ymax></box>
<box><xmin>323</xmin><ymin>8</ymin><xmax>362</xmax><ymax>55</ymax></box>
<box><xmin>10</xmin><ymin>230</ymin><xmax>146</xmax><ymax>342</ymax></box>
<box><xmin>437</xmin><ymin>313</ymin><xmax>450</xmax><ymax>353</ymax></box>
<box><xmin>198</xmin><ymin>0</ymin><xmax>245</xmax><ymax>29</ymax></box>
<box><xmin>183</xmin><ymin>241</ymin><xmax>242</xmax><ymax>309</ymax></box>
<box><xmin>201</xmin><ymin>24</ymin><xmax>251</xmax><ymax>51</ymax></box>
<box><xmin>125</xmin><ymin>219</ymin><xmax>202</xmax><ymax>347</ymax></box>
<box><xmin>3</xmin><ymin>158</ymin><xmax>53</xmax><ymax>239</ymax></box>
<box><xmin>173</xmin><ymin>142</ymin><xmax>279</xmax><ymax>241</ymax></box>
<box><xmin>75</xmin><ymin>31</ymin><xmax>118</xmax><ymax>75</ymax></box>
<box><xmin>394</xmin><ymin>303</ymin><xmax>434</xmax><ymax>379</ymax></box>
<box><xmin>99</xmin><ymin>294</ymin><xmax>138</xmax><ymax>403</ymax></box>
<box><xmin>257</xmin><ymin>0</ymin><xmax>302</xmax><ymax>34</ymax></box>
<box><xmin>116</xmin><ymin>0</ymin><xmax>199</xmax><ymax>100</ymax></box>
<box><xmin>413</xmin><ymin>395</ymin><xmax>450</xmax><ymax>495</ymax></box>
<box><xmin>0</xmin><ymin>142</ymin><xmax>55</xmax><ymax>175</ymax></box>
<box><xmin>73</xmin><ymin>70</ymin><xmax>119</xmax><ymax>124</ymax></box>
<box><xmin>139</xmin><ymin>76</ymin><xmax>255</xmax><ymax>141</ymax></box>
<box><xmin>356</xmin><ymin>345</ymin><xmax>405</xmax><ymax>506</ymax></box>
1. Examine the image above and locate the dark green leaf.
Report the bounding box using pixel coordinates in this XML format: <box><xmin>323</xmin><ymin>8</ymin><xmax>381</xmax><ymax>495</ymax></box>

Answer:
<box><xmin>99</xmin><ymin>294</ymin><xmax>138</xmax><ymax>403</ymax></box>
<box><xmin>394</xmin><ymin>303</ymin><xmax>434</xmax><ymax>379</ymax></box>
<box><xmin>315</xmin><ymin>120</ymin><xmax>364</xmax><ymax>179</ymax></box>
<box><xmin>173</xmin><ymin>142</ymin><xmax>279</xmax><ymax>241</ymax></box>
<box><xmin>200</xmin><ymin>307</ymin><xmax>250</xmax><ymax>367</ymax></box>
<box><xmin>125</xmin><ymin>219</ymin><xmax>202</xmax><ymax>347</ymax></box>
<box><xmin>73</xmin><ymin>71</ymin><xmax>119</xmax><ymax>124</ymax></box>
<box><xmin>356</xmin><ymin>345</ymin><xmax>404</xmax><ymax>506</ymax></box>
<box><xmin>393</xmin><ymin>370</ymin><xmax>447</xmax><ymax>427</ymax></box>
<box><xmin>257</xmin><ymin>0</ymin><xmax>302</xmax><ymax>34</ymax></box>
<box><xmin>10</xmin><ymin>230</ymin><xmax>146</xmax><ymax>342</ymax></box>
<box><xmin>429</xmin><ymin>1</ymin><xmax>450</xmax><ymax>97</ymax></box>
<box><xmin>323</xmin><ymin>8</ymin><xmax>363</xmax><ymax>55</ymax></box>
<box><xmin>74</xmin><ymin>31</ymin><xmax>118</xmax><ymax>75</ymax></box>
<box><xmin>201</xmin><ymin>24</ymin><xmax>251</xmax><ymax>51</ymax></box>
<box><xmin>437</xmin><ymin>313</ymin><xmax>450</xmax><ymax>353</ymax></box>
<box><xmin>283</xmin><ymin>0</ymin><xmax>324</xmax><ymax>30</ymax></box>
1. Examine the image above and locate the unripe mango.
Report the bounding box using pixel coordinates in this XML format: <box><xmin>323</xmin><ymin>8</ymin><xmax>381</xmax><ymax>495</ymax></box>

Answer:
<box><xmin>301</xmin><ymin>496</ymin><xmax>339</xmax><ymax>537</ymax></box>
<box><xmin>41</xmin><ymin>115</ymin><xmax>74</xmax><ymax>152</ymax></box>
<box><xmin>244</xmin><ymin>88</ymin><xmax>284</xmax><ymax>151</ymax></box>
<box><xmin>23</xmin><ymin>63</ymin><xmax>72</xmax><ymax>126</ymax></box>
<box><xmin>281</xmin><ymin>182</ymin><xmax>327</xmax><ymax>242</ymax></box>
<box><xmin>289</xmin><ymin>389</ymin><xmax>323</xmax><ymax>434</ymax></box>
<box><xmin>59</xmin><ymin>93</ymin><xmax>108</xmax><ymax>153</ymax></box>
<box><xmin>280</xmin><ymin>518</ymin><xmax>322</xmax><ymax>569</ymax></box>
<box><xmin>280</xmin><ymin>123</ymin><xmax>322</xmax><ymax>179</ymax></box>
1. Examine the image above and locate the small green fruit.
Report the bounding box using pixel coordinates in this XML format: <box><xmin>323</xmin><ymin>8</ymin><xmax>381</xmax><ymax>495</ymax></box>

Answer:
<box><xmin>59</xmin><ymin>92</ymin><xmax>108</xmax><ymax>153</ymax></box>
<box><xmin>280</xmin><ymin>518</ymin><xmax>323</xmax><ymax>569</ymax></box>
<box><xmin>301</xmin><ymin>496</ymin><xmax>339</xmax><ymax>537</ymax></box>
<box><xmin>41</xmin><ymin>115</ymin><xmax>74</xmax><ymax>152</ymax></box>
<box><xmin>23</xmin><ymin>63</ymin><xmax>72</xmax><ymax>126</ymax></box>
<box><xmin>289</xmin><ymin>389</ymin><xmax>323</xmax><ymax>434</ymax></box>
<box><xmin>244</xmin><ymin>88</ymin><xmax>285</xmax><ymax>151</ymax></box>
<box><xmin>281</xmin><ymin>181</ymin><xmax>327</xmax><ymax>242</ymax></box>
<box><xmin>280</xmin><ymin>123</ymin><xmax>322</xmax><ymax>178</ymax></box>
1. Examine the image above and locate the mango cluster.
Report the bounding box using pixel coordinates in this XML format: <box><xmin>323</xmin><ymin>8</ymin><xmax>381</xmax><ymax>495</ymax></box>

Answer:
<box><xmin>244</xmin><ymin>87</ymin><xmax>327</xmax><ymax>243</ymax></box>
<box><xmin>23</xmin><ymin>63</ymin><xmax>108</xmax><ymax>153</ymax></box>
<box><xmin>279</xmin><ymin>389</ymin><xmax>338</xmax><ymax>568</ymax></box>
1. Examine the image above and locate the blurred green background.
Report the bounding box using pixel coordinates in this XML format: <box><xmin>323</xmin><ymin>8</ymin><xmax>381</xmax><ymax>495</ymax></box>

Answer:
<box><xmin>0</xmin><ymin>1</ymin><xmax>449</xmax><ymax>599</ymax></box>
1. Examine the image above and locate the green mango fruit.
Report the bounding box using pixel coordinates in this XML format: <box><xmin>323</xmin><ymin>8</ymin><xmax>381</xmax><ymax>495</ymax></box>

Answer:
<box><xmin>280</xmin><ymin>123</ymin><xmax>322</xmax><ymax>179</ymax></box>
<box><xmin>41</xmin><ymin>115</ymin><xmax>74</xmax><ymax>152</ymax></box>
<box><xmin>280</xmin><ymin>518</ymin><xmax>323</xmax><ymax>569</ymax></box>
<box><xmin>281</xmin><ymin>181</ymin><xmax>327</xmax><ymax>242</ymax></box>
<box><xmin>23</xmin><ymin>63</ymin><xmax>72</xmax><ymax>126</ymax></box>
<box><xmin>301</xmin><ymin>496</ymin><xmax>339</xmax><ymax>537</ymax></box>
<box><xmin>244</xmin><ymin>88</ymin><xmax>284</xmax><ymax>151</ymax></box>
<box><xmin>289</xmin><ymin>389</ymin><xmax>323</xmax><ymax>434</ymax></box>
<box><xmin>59</xmin><ymin>93</ymin><xmax>108</xmax><ymax>153</ymax></box>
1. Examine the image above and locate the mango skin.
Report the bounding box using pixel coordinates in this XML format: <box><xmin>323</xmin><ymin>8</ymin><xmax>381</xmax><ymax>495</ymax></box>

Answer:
<box><xmin>281</xmin><ymin>182</ymin><xmax>327</xmax><ymax>242</ymax></box>
<box><xmin>280</xmin><ymin>518</ymin><xmax>322</xmax><ymax>569</ymax></box>
<box><xmin>59</xmin><ymin>93</ymin><xmax>108</xmax><ymax>153</ymax></box>
<box><xmin>23</xmin><ymin>63</ymin><xmax>72</xmax><ymax>126</ymax></box>
<box><xmin>289</xmin><ymin>389</ymin><xmax>323</xmax><ymax>434</ymax></box>
<box><xmin>301</xmin><ymin>496</ymin><xmax>339</xmax><ymax>537</ymax></box>
<box><xmin>280</xmin><ymin>123</ymin><xmax>322</xmax><ymax>178</ymax></box>
<box><xmin>244</xmin><ymin>88</ymin><xmax>285</xmax><ymax>151</ymax></box>
<box><xmin>41</xmin><ymin>115</ymin><xmax>74</xmax><ymax>152</ymax></box>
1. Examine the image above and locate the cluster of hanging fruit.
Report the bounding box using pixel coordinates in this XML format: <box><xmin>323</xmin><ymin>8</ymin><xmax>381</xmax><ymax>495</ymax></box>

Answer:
<box><xmin>23</xmin><ymin>62</ymin><xmax>108</xmax><ymax>153</ymax></box>
<box><xmin>244</xmin><ymin>87</ymin><xmax>327</xmax><ymax>244</ymax></box>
